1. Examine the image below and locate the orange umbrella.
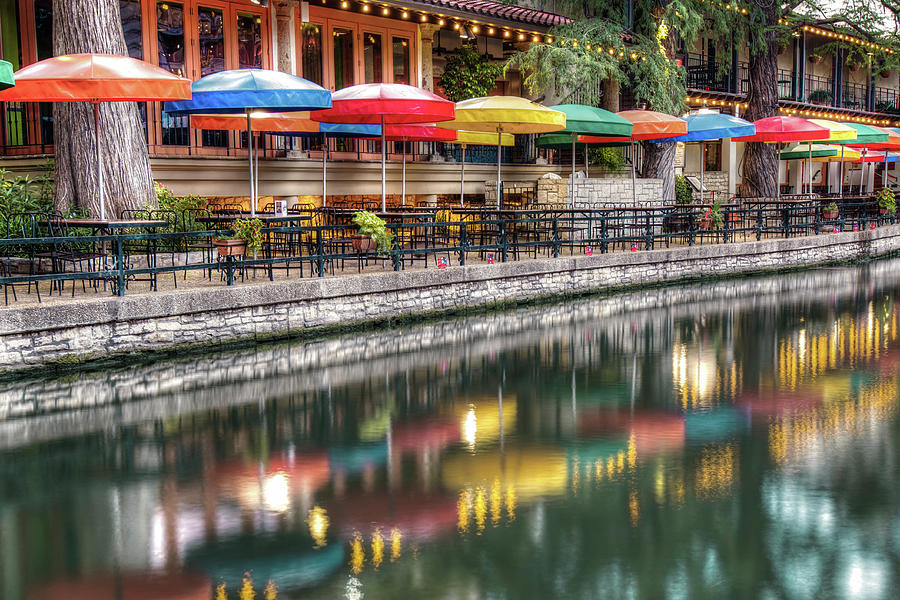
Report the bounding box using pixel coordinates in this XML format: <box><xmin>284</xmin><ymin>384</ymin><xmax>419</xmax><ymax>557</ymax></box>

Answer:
<box><xmin>0</xmin><ymin>54</ymin><xmax>191</xmax><ymax>219</ymax></box>
<box><xmin>190</xmin><ymin>111</ymin><xmax>318</xmax><ymax>134</ymax></box>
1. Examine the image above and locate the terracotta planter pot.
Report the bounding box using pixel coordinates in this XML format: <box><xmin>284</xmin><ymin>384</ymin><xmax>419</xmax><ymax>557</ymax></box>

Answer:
<box><xmin>213</xmin><ymin>239</ymin><xmax>246</xmax><ymax>257</ymax></box>
<box><xmin>351</xmin><ymin>234</ymin><xmax>377</xmax><ymax>253</ymax></box>
<box><xmin>822</xmin><ymin>209</ymin><xmax>838</xmax><ymax>220</ymax></box>
<box><xmin>879</xmin><ymin>207</ymin><xmax>890</xmax><ymax>215</ymax></box>
<box><xmin>698</xmin><ymin>218</ymin><xmax>713</xmax><ymax>231</ymax></box>
<box><xmin>809</xmin><ymin>55</ymin><xmax>825</xmax><ymax>65</ymax></box>
<box><xmin>880</xmin><ymin>70</ymin><xmax>891</xmax><ymax>79</ymax></box>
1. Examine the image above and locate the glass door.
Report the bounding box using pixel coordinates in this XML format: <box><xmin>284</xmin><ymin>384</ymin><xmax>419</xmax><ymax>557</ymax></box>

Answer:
<box><xmin>363</xmin><ymin>31</ymin><xmax>384</xmax><ymax>83</ymax></box>
<box><xmin>328</xmin><ymin>22</ymin><xmax>358</xmax><ymax>90</ymax></box>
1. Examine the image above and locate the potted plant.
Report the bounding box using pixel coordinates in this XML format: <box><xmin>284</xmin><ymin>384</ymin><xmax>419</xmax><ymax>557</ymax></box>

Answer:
<box><xmin>808</xmin><ymin>89</ymin><xmax>831</xmax><ymax>105</ymax></box>
<box><xmin>696</xmin><ymin>200</ymin><xmax>724</xmax><ymax>230</ymax></box>
<box><xmin>214</xmin><ymin>217</ymin><xmax>264</xmax><ymax>257</ymax></box>
<box><xmin>808</xmin><ymin>49</ymin><xmax>826</xmax><ymax>65</ymax></box>
<box><xmin>351</xmin><ymin>211</ymin><xmax>393</xmax><ymax>254</ymax></box>
<box><xmin>822</xmin><ymin>201</ymin><xmax>839</xmax><ymax>220</ymax></box>
<box><xmin>877</xmin><ymin>188</ymin><xmax>896</xmax><ymax>215</ymax></box>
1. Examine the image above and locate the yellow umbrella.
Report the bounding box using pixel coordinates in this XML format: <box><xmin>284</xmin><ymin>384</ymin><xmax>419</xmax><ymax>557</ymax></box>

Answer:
<box><xmin>439</xmin><ymin>96</ymin><xmax>566</xmax><ymax>207</ymax></box>
<box><xmin>449</xmin><ymin>131</ymin><xmax>516</xmax><ymax>206</ymax></box>
<box><xmin>811</xmin><ymin>145</ymin><xmax>862</xmax><ymax>162</ymax></box>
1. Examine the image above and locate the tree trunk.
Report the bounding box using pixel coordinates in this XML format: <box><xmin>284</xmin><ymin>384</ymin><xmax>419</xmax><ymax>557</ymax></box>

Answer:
<box><xmin>740</xmin><ymin>3</ymin><xmax>780</xmax><ymax>198</ymax></box>
<box><xmin>641</xmin><ymin>21</ymin><xmax>678</xmax><ymax>203</ymax></box>
<box><xmin>52</xmin><ymin>0</ymin><xmax>156</xmax><ymax>217</ymax></box>
<box><xmin>601</xmin><ymin>78</ymin><xmax>619</xmax><ymax>113</ymax></box>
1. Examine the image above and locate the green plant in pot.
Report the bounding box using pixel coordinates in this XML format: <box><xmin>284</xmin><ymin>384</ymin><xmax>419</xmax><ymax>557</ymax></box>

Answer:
<box><xmin>351</xmin><ymin>211</ymin><xmax>393</xmax><ymax>254</ymax></box>
<box><xmin>696</xmin><ymin>199</ymin><xmax>724</xmax><ymax>230</ymax></box>
<box><xmin>822</xmin><ymin>201</ymin><xmax>839</xmax><ymax>220</ymax></box>
<box><xmin>808</xmin><ymin>89</ymin><xmax>831</xmax><ymax>105</ymax></box>
<box><xmin>215</xmin><ymin>217</ymin><xmax>264</xmax><ymax>258</ymax></box>
<box><xmin>877</xmin><ymin>188</ymin><xmax>896</xmax><ymax>214</ymax></box>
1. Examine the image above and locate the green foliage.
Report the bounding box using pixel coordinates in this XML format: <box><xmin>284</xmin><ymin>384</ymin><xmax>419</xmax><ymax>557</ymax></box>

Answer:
<box><xmin>0</xmin><ymin>167</ymin><xmax>54</xmax><ymax>238</ymax></box>
<box><xmin>231</xmin><ymin>218</ymin><xmax>264</xmax><ymax>257</ymax></box>
<box><xmin>155</xmin><ymin>182</ymin><xmax>208</xmax><ymax>232</ymax></box>
<box><xmin>696</xmin><ymin>199</ymin><xmax>724</xmax><ymax>229</ymax></box>
<box><xmin>675</xmin><ymin>175</ymin><xmax>694</xmax><ymax>205</ymax></box>
<box><xmin>439</xmin><ymin>44</ymin><xmax>504</xmax><ymax>102</ymax></box>
<box><xmin>824</xmin><ymin>201</ymin><xmax>838</xmax><ymax>212</ymax></box>
<box><xmin>352</xmin><ymin>210</ymin><xmax>393</xmax><ymax>254</ymax></box>
<box><xmin>808</xmin><ymin>89</ymin><xmax>831</xmax><ymax>104</ymax></box>
<box><xmin>877</xmin><ymin>188</ymin><xmax>895</xmax><ymax>213</ymax></box>
<box><xmin>589</xmin><ymin>147</ymin><xmax>626</xmax><ymax>172</ymax></box>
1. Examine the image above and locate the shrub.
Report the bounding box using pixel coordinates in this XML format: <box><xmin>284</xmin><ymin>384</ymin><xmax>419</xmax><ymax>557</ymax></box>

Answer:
<box><xmin>0</xmin><ymin>166</ymin><xmax>54</xmax><ymax>238</ymax></box>
<box><xmin>352</xmin><ymin>210</ymin><xmax>393</xmax><ymax>254</ymax></box>
<box><xmin>675</xmin><ymin>175</ymin><xmax>694</xmax><ymax>205</ymax></box>
<box><xmin>231</xmin><ymin>218</ymin><xmax>264</xmax><ymax>257</ymax></box>
<box><xmin>877</xmin><ymin>188</ymin><xmax>896</xmax><ymax>213</ymax></box>
<box><xmin>439</xmin><ymin>44</ymin><xmax>504</xmax><ymax>102</ymax></box>
<box><xmin>589</xmin><ymin>147</ymin><xmax>626</xmax><ymax>172</ymax></box>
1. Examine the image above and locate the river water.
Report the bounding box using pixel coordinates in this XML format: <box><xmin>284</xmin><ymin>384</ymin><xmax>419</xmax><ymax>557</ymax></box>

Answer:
<box><xmin>2</xmin><ymin>260</ymin><xmax>900</xmax><ymax>600</ymax></box>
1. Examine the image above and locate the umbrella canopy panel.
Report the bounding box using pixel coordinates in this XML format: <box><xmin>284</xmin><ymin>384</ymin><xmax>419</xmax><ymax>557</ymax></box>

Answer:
<box><xmin>616</xmin><ymin>109</ymin><xmax>688</xmax><ymax>140</ymax></box>
<box><xmin>805</xmin><ymin>119</ymin><xmax>858</xmax><ymax>142</ymax></box>
<box><xmin>654</xmin><ymin>111</ymin><xmax>756</xmax><ymax>143</ymax></box>
<box><xmin>847</xmin><ymin>125</ymin><xmax>900</xmax><ymax>151</ymax></box>
<box><xmin>383</xmin><ymin>124</ymin><xmax>458</xmax><ymax>142</ymax></box>
<box><xmin>811</xmin><ymin>145</ymin><xmax>862</xmax><ymax>162</ymax></box>
<box><xmin>732</xmin><ymin>116</ymin><xmax>830</xmax><ymax>143</ymax></box>
<box><xmin>0</xmin><ymin>54</ymin><xmax>192</xmax><ymax>102</ymax></box>
<box><xmin>309</xmin><ymin>83</ymin><xmax>454</xmax><ymax>124</ymax></box>
<box><xmin>0</xmin><ymin>60</ymin><xmax>14</xmax><ymax>91</ymax></box>
<box><xmin>548</xmin><ymin>104</ymin><xmax>633</xmax><ymax>137</ymax></box>
<box><xmin>437</xmin><ymin>95</ymin><xmax>566</xmax><ymax>134</ymax></box>
<box><xmin>455</xmin><ymin>130</ymin><xmax>515</xmax><ymax>146</ymax></box>
<box><xmin>837</xmin><ymin>122</ymin><xmax>889</xmax><ymax>146</ymax></box>
<box><xmin>191</xmin><ymin>112</ymin><xmax>319</xmax><ymax>133</ymax></box>
<box><xmin>165</xmin><ymin>68</ymin><xmax>331</xmax><ymax>114</ymax></box>
<box><xmin>780</xmin><ymin>144</ymin><xmax>838</xmax><ymax>160</ymax></box>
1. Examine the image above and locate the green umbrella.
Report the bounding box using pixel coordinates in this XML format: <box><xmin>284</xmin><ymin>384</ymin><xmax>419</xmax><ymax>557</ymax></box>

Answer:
<box><xmin>780</xmin><ymin>144</ymin><xmax>837</xmax><ymax>160</ymax></box>
<box><xmin>835</xmin><ymin>124</ymin><xmax>889</xmax><ymax>195</ymax></box>
<box><xmin>0</xmin><ymin>60</ymin><xmax>13</xmax><ymax>91</ymax></box>
<box><xmin>548</xmin><ymin>104</ymin><xmax>633</xmax><ymax>206</ymax></box>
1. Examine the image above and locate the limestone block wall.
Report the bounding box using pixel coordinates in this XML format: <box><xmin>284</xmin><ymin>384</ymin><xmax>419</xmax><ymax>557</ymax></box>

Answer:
<box><xmin>2</xmin><ymin>225</ymin><xmax>900</xmax><ymax>371</ymax></box>
<box><xmin>536</xmin><ymin>175</ymin><xmax>664</xmax><ymax>208</ymax></box>
<box><xmin>683</xmin><ymin>170</ymin><xmax>729</xmax><ymax>201</ymax></box>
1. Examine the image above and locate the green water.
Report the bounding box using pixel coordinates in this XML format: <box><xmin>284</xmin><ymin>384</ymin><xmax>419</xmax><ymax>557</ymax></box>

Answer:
<box><xmin>2</xmin><ymin>261</ymin><xmax>900</xmax><ymax>600</ymax></box>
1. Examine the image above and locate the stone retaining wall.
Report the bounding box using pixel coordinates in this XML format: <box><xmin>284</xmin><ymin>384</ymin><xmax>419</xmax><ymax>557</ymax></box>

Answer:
<box><xmin>2</xmin><ymin>225</ymin><xmax>900</xmax><ymax>371</ymax></box>
<box><xmin>534</xmin><ymin>174</ymin><xmax>664</xmax><ymax>208</ymax></box>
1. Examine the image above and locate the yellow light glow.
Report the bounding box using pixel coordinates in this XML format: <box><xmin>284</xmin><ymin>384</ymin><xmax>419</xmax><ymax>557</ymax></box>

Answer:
<box><xmin>401</xmin><ymin>10</ymin><xmax>408</xmax><ymax>18</ymax></box>
<box><xmin>262</xmin><ymin>473</ymin><xmax>290</xmax><ymax>513</ymax></box>
<box><xmin>340</xmin><ymin>1</ymin><xmax>348</xmax><ymax>7</ymax></box>
<box><xmin>362</xmin><ymin>4</ymin><xmax>370</xmax><ymax>11</ymax></box>
<box><xmin>421</xmin><ymin>14</ymin><xmax>427</xmax><ymax>21</ymax></box>
<box><xmin>306</xmin><ymin>505</ymin><xmax>330</xmax><ymax>548</ymax></box>
<box><xmin>350</xmin><ymin>532</ymin><xmax>365</xmax><ymax>575</ymax></box>
<box><xmin>518</xmin><ymin>33</ymin><xmax>525</xmax><ymax>40</ymax></box>
<box><xmin>382</xmin><ymin>7</ymin><xmax>389</xmax><ymax>15</ymax></box>
<box><xmin>488</xmin><ymin>27</ymin><xmax>495</xmax><ymax>35</ymax></box>
<box><xmin>439</xmin><ymin>18</ymin><xmax>445</xmax><ymax>25</ymax></box>
<box><xmin>390</xmin><ymin>528</ymin><xmax>402</xmax><ymax>562</ymax></box>
<box><xmin>371</xmin><ymin>528</ymin><xmax>385</xmax><ymax>569</ymax></box>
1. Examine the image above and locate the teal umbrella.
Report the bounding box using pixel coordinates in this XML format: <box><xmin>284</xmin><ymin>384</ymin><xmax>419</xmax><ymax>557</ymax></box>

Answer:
<box><xmin>548</xmin><ymin>104</ymin><xmax>633</xmax><ymax>206</ymax></box>
<box><xmin>0</xmin><ymin>60</ymin><xmax>13</xmax><ymax>91</ymax></box>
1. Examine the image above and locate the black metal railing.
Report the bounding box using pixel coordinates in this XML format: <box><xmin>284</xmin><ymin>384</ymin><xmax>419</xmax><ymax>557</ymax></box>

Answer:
<box><xmin>0</xmin><ymin>199</ymin><xmax>891</xmax><ymax>303</ymax></box>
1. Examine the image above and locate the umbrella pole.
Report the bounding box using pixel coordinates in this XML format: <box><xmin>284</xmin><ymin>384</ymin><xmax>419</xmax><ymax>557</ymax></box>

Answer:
<box><xmin>808</xmin><ymin>142</ymin><xmax>813</xmax><ymax>196</ymax></box>
<box><xmin>571</xmin><ymin>133</ymin><xmax>576</xmax><ymax>208</ymax></box>
<box><xmin>776</xmin><ymin>143</ymin><xmax>780</xmax><ymax>202</ymax></box>
<box><xmin>246</xmin><ymin>111</ymin><xmax>256</xmax><ymax>217</ymax></box>
<box><xmin>381</xmin><ymin>115</ymin><xmax>386</xmax><ymax>213</ymax></box>
<box><xmin>460</xmin><ymin>144</ymin><xmax>466</xmax><ymax>207</ymax></box>
<box><xmin>884</xmin><ymin>153</ymin><xmax>889</xmax><ymax>188</ymax></box>
<box><xmin>700</xmin><ymin>142</ymin><xmax>705</xmax><ymax>204</ymax></box>
<box><xmin>631</xmin><ymin>141</ymin><xmax>637</xmax><ymax>205</ymax></box>
<box><xmin>840</xmin><ymin>149</ymin><xmax>845</xmax><ymax>199</ymax></box>
<box><xmin>94</xmin><ymin>102</ymin><xmax>105</xmax><ymax>220</ymax></box>
<box><xmin>322</xmin><ymin>133</ymin><xmax>327</xmax><ymax>207</ymax></box>
<box><xmin>496</xmin><ymin>130</ymin><xmax>502</xmax><ymax>209</ymax></box>
<box><xmin>401</xmin><ymin>140</ymin><xmax>406</xmax><ymax>206</ymax></box>
<box><xmin>585</xmin><ymin>146</ymin><xmax>589</xmax><ymax>179</ymax></box>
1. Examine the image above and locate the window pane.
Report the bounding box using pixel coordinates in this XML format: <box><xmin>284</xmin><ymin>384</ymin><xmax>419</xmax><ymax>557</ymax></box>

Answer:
<box><xmin>237</xmin><ymin>12</ymin><xmax>262</xmax><ymax>69</ymax></box>
<box><xmin>198</xmin><ymin>6</ymin><xmax>225</xmax><ymax>76</ymax></box>
<box><xmin>120</xmin><ymin>0</ymin><xmax>143</xmax><ymax>59</ymax></box>
<box><xmin>392</xmin><ymin>37</ymin><xmax>410</xmax><ymax>85</ymax></box>
<box><xmin>333</xmin><ymin>28</ymin><xmax>355</xmax><ymax>89</ymax></box>
<box><xmin>33</xmin><ymin>0</ymin><xmax>53</xmax><ymax>145</ymax></box>
<box><xmin>157</xmin><ymin>2</ymin><xmax>188</xmax><ymax>145</ymax></box>
<box><xmin>363</xmin><ymin>32</ymin><xmax>383</xmax><ymax>83</ymax></box>
<box><xmin>301</xmin><ymin>23</ymin><xmax>323</xmax><ymax>85</ymax></box>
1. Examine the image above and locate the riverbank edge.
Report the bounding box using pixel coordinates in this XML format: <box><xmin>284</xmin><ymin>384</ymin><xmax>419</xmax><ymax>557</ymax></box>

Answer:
<box><xmin>3</xmin><ymin>225</ymin><xmax>899</xmax><ymax>373</ymax></box>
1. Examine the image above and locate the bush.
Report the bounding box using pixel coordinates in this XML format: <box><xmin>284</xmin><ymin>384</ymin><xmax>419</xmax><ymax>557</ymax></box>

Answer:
<box><xmin>877</xmin><ymin>188</ymin><xmax>896</xmax><ymax>213</ymax></box>
<box><xmin>155</xmin><ymin>183</ymin><xmax>207</xmax><ymax>231</ymax></box>
<box><xmin>439</xmin><ymin>44</ymin><xmax>504</xmax><ymax>102</ymax></box>
<box><xmin>352</xmin><ymin>210</ymin><xmax>393</xmax><ymax>254</ymax></box>
<box><xmin>589</xmin><ymin>147</ymin><xmax>626</xmax><ymax>172</ymax></box>
<box><xmin>0</xmin><ymin>166</ymin><xmax>54</xmax><ymax>238</ymax></box>
<box><xmin>675</xmin><ymin>175</ymin><xmax>694</xmax><ymax>205</ymax></box>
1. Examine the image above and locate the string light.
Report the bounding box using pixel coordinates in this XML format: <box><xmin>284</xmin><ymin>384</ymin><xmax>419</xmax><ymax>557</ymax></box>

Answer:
<box><xmin>800</xmin><ymin>24</ymin><xmax>894</xmax><ymax>54</ymax></box>
<box><xmin>421</xmin><ymin>14</ymin><xmax>427</xmax><ymax>22</ymax></box>
<box><xmin>382</xmin><ymin>6</ymin><xmax>389</xmax><ymax>15</ymax></box>
<box><xmin>438</xmin><ymin>18</ymin><xmax>445</xmax><ymax>26</ymax></box>
<box><xmin>401</xmin><ymin>10</ymin><xmax>408</xmax><ymax>18</ymax></box>
<box><xmin>362</xmin><ymin>3</ymin><xmax>369</xmax><ymax>11</ymax></box>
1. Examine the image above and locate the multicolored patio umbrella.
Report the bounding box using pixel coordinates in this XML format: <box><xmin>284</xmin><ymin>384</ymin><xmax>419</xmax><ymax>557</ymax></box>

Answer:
<box><xmin>450</xmin><ymin>130</ymin><xmax>515</xmax><ymax>206</ymax></box>
<box><xmin>846</xmin><ymin>125</ymin><xmax>900</xmax><ymax>192</ymax></box>
<box><xmin>545</xmin><ymin>104</ymin><xmax>632</xmax><ymax>206</ymax></box>
<box><xmin>189</xmin><ymin>112</ymin><xmax>378</xmax><ymax>206</ymax></box>
<box><xmin>384</xmin><ymin>124</ymin><xmax>458</xmax><ymax>205</ymax></box>
<box><xmin>733</xmin><ymin>116</ymin><xmax>830</xmax><ymax>197</ymax></box>
<box><xmin>0</xmin><ymin>53</ymin><xmax>192</xmax><ymax>219</ymax></box>
<box><xmin>580</xmin><ymin>109</ymin><xmax>688</xmax><ymax>203</ymax></box>
<box><xmin>310</xmin><ymin>83</ymin><xmax>455</xmax><ymax>212</ymax></box>
<box><xmin>806</xmin><ymin>119</ymin><xmax>859</xmax><ymax>197</ymax></box>
<box><xmin>0</xmin><ymin>60</ymin><xmax>13</xmax><ymax>91</ymax></box>
<box><xmin>165</xmin><ymin>69</ymin><xmax>332</xmax><ymax>216</ymax></box>
<box><xmin>811</xmin><ymin>145</ymin><xmax>862</xmax><ymax>162</ymax></box>
<box><xmin>655</xmin><ymin>110</ymin><xmax>755</xmax><ymax>203</ymax></box>
<box><xmin>437</xmin><ymin>96</ymin><xmax>566</xmax><ymax>208</ymax></box>
<box><xmin>780</xmin><ymin>143</ymin><xmax>838</xmax><ymax>160</ymax></box>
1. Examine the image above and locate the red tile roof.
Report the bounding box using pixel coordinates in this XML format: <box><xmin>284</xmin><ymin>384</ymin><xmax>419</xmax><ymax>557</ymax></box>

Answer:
<box><xmin>406</xmin><ymin>0</ymin><xmax>571</xmax><ymax>28</ymax></box>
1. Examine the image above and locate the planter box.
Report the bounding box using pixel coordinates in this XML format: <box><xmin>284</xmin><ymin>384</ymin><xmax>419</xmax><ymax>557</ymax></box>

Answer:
<box><xmin>351</xmin><ymin>235</ymin><xmax>377</xmax><ymax>253</ymax></box>
<box><xmin>213</xmin><ymin>239</ymin><xmax>246</xmax><ymax>257</ymax></box>
<box><xmin>822</xmin><ymin>210</ymin><xmax>838</xmax><ymax>220</ymax></box>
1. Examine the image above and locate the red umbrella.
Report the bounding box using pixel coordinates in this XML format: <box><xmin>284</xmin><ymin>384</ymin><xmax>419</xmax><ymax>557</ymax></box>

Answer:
<box><xmin>328</xmin><ymin>492</ymin><xmax>458</xmax><ymax>541</ymax></box>
<box><xmin>390</xmin><ymin>417</ymin><xmax>459</xmax><ymax>454</ymax></box>
<box><xmin>733</xmin><ymin>116</ymin><xmax>831</xmax><ymax>196</ymax></box>
<box><xmin>384</xmin><ymin>125</ymin><xmax>458</xmax><ymax>205</ymax></box>
<box><xmin>0</xmin><ymin>54</ymin><xmax>191</xmax><ymax>219</ymax></box>
<box><xmin>310</xmin><ymin>83</ymin><xmax>455</xmax><ymax>211</ymax></box>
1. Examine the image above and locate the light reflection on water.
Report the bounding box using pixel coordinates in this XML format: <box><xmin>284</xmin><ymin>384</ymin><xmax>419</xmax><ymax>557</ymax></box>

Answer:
<box><xmin>3</xmin><ymin>261</ymin><xmax>900</xmax><ymax>599</ymax></box>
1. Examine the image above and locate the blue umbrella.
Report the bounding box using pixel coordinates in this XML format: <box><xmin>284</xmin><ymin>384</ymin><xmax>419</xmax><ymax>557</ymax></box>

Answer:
<box><xmin>165</xmin><ymin>69</ymin><xmax>332</xmax><ymax>215</ymax></box>
<box><xmin>656</xmin><ymin>111</ymin><xmax>755</xmax><ymax>203</ymax></box>
<box><xmin>0</xmin><ymin>60</ymin><xmax>13</xmax><ymax>91</ymax></box>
